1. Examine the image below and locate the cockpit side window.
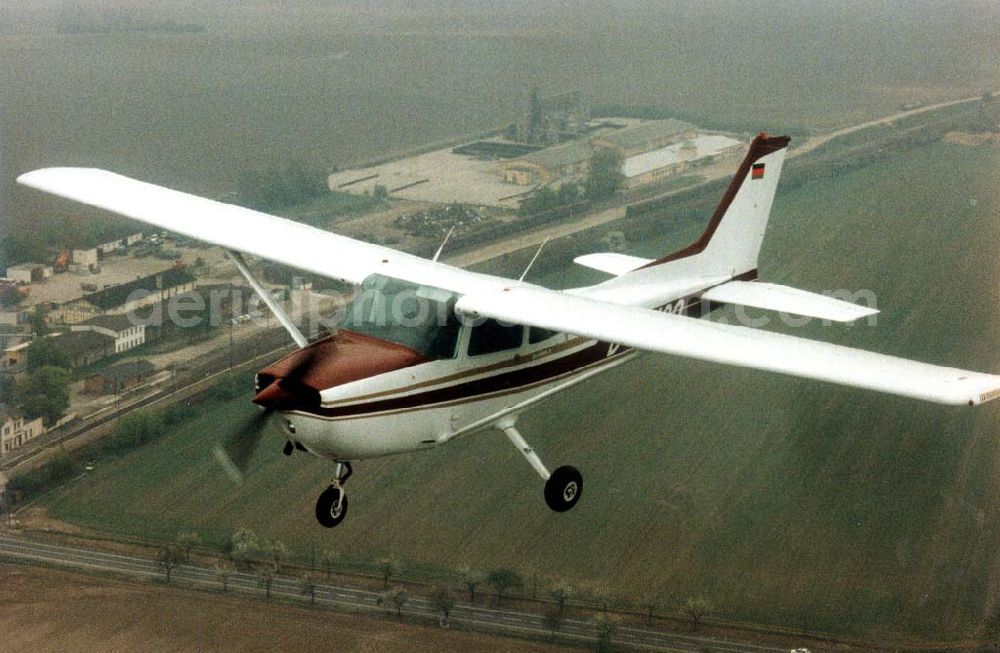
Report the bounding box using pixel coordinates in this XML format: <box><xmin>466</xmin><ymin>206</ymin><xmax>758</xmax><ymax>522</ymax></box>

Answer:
<box><xmin>468</xmin><ymin>319</ymin><xmax>524</xmax><ymax>357</ymax></box>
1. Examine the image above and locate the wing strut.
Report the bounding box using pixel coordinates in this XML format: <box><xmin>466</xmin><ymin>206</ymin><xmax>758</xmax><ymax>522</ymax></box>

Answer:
<box><xmin>226</xmin><ymin>250</ymin><xmax>309</xmax><ymax>348</ymax></box>
<box><xmin>498</xmin><ymin>417</ymin><xmax>551</xmax><ymax>480</ymax></box>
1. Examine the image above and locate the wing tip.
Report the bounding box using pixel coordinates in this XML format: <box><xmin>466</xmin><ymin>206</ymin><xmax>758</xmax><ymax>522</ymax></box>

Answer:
<box><xmin>17</xmin><ymin>167</ymin><xmax>105</xmax><ymax>188</ymax></box>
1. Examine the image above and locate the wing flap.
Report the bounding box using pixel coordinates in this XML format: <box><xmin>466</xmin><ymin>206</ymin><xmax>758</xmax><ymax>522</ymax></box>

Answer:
<box><xmin>574</xmin><ymin>253</ymin><xmax>653</xmax><ymax>276</ymax></box>
<box><xmin>455</xmin><ymin>286</ymin><xmax>1000</xmax><ymax>406</ymax></box>
<box><xmin>701</xmin><ymin>281</ymin><xmax>879</xmax><ymax>323</ymax></box>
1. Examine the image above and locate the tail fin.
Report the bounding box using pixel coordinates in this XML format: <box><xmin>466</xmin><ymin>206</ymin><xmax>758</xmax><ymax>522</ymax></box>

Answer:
<box><xmin>576</xmin><ymin>133</ymin><xmax>790</xmax><ymax>306</ymax></box>
<box><xmin>642</xmin><ymin>132</ymin><xmax>790</xmax><ymax>276</ymax></box>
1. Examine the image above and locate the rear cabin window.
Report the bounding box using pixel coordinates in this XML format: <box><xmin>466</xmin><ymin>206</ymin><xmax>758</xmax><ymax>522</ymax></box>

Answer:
<box><xmin>528</xmin><ymin>327</ymin><xmax>558</xmax><ymax>344</ymax></box>
<box><xmin>468</xmin><ymin>319</ymin><xmax>524</xmax><ymax>357</ymax></box>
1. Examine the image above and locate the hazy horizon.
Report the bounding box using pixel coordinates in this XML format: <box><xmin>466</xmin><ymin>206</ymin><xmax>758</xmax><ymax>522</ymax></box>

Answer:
<box><xmin>1</xmin><ymin>0</ymin><xmax>997</xmax><ymax>250</ymax></box>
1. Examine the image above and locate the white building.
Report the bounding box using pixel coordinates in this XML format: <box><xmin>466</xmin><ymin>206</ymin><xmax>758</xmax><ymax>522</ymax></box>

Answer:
<box><xmin>72</xmin><ymin>247</ymin><xmax>99</xmax><ymax>266</ymax></box>
<box><xmin>0</xmin><ymin>407</ymin><xmax>45</xmax><ymax>457</ymax></box>
<box><xmin>620</xmin><ymin>134</ymin><xmax>743</xmax><ymax>188</ymax></box>
<box><xmin>5</xmin><ymin>263</ymin><xmax>52</xmax><ymax>284</ymax></box>
<box><xmin>97</xmin><ymin>232</ymin><xmax>144</xmax><ymax>256</ymax></box>
<box><xmin>70</xmin><ymin>314</ymin><xmax>145</xmax><ymax>353</ymax></box>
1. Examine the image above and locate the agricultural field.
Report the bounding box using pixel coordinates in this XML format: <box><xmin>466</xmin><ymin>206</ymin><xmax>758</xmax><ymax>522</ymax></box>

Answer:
<box><xmin>35</xmin><ymin>139</ymin><xmax>1000</xmax><ymax>640</ymax></box>
<box><xmin>0</xmin><ymin>563</ymin><xmax>567</xmax><ymax>653</ymax></box>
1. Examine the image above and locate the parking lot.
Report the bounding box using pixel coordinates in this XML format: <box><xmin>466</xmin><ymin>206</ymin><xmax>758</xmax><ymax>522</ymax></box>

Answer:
<box><xmin>327</xmin><ymin>146</ymin><xmax>531</xmax><ymax>208</ymax></box>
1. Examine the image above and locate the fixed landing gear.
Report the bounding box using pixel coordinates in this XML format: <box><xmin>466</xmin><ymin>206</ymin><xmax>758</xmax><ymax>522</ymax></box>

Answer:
<box><xmin>315</xmin><ymin>461</ymin><xmax>353</xmax><ymax>528</ymax></box>
<box><xmin>497</xmin><ymin>418</ymin><xmax>583</xmax><ymax>513</ymax></box>
<box><xmin>544</xmin><ymin>465</ymin><xmax>583</xmax><ymax>512</ymax></box>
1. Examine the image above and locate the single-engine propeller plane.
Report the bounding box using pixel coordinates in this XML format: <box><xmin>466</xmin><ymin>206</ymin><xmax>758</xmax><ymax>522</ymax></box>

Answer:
<box><xmin>18</xmin><ymin>133</ymin><xmax>1000</xmax><ymax>527</ymax></box>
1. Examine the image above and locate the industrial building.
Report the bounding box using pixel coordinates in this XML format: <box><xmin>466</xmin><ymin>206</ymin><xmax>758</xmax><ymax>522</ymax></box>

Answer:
<box><xmin>84</xmin><ymin>359</ymin><xmax>156</xmax><ymax>395</ymax></box>
<box><xmin>500</xmin><ymin>140</ymin><xmax>593</xmax><ymax>185</ymax></box>
<box><xmin>57</xmin><ymin>267</ymin><xmax>195</xmax><ymax>324</ymax></box>
<box><xmin>589</xmin><ymin>118</ymin><xmax>696</xmax><ymax>157</ymax></box>
<box><xmin>620</xmin><ymin>134</ymin><xmax>743</xmax><ymax>188</ymax></box>
<box><xmin>5</xmin><ymin>263</ymin><xmax>52</xmax><ymax>284</ymax></box>
<box><xmin>499</xmin><ymin>119</ymin><xmax>741</xmax><ymax>188</ymax></box>
<box><xmin>70</xmin><ymin>314</ymin><xmax>145</xmax><ymax>353</ymax></box>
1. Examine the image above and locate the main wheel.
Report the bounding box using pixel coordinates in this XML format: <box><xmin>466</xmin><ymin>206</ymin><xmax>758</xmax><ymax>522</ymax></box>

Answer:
<box><xmin>544</xmin><ymin>465</ymin><xmax>583</xmax><ymax>512</ymax></box>
<box><xmin>315</xmin><ymin>486</ymin><xmax>349</xmax><ymax>528</ymax></box>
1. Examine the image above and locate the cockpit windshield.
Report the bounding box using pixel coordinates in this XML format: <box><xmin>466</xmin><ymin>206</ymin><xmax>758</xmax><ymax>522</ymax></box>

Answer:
<box><xmin>341</xmin><ymin>274</ymin><xmax>460</xmax><ymax>359</ymax></box>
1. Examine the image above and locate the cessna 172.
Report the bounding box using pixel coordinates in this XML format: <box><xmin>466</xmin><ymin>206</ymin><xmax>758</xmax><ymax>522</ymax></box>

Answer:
<box><xmin>18</xmin><ymin>133</ymin><xmax>1000</xmax><ymax>527</ymax></box>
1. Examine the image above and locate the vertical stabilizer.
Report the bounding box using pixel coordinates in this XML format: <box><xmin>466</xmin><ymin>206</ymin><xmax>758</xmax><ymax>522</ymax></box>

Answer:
<box><xmin>577</xmin><ymin>133</ymin><xmax>790</xmax><ymax>307</ymax></box>
<box><xmin>644</xmin><ymin>132</ymin><xmax>790</xmax><ymax>276</ymax></box>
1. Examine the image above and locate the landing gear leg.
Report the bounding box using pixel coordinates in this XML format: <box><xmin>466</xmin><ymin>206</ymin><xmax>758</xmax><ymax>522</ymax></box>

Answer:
<box><xmin>497</xmin><ymin>418</ymin><xmax>582</xmax><ymax>513</ymax></box>
<box><xmin>315</xmin><ymin>461</ymin><xmax>353</xmax><ymax>528</ymax></box>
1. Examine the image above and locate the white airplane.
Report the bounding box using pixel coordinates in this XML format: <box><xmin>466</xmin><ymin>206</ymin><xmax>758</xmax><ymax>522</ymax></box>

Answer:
<box><xmin>18</xmin><ymin>133</ymin><xmax>1000</xmax><ymax>527</ymax></box>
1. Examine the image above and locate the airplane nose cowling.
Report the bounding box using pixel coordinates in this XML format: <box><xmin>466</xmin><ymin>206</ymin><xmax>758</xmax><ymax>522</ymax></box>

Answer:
<box><xmin>252</xmin><ymin>380</ymin><xmax>305</xmax><ymax>411</ymax></box>
<box><xmin>253</xmin><ymin>331</ymin><xmax>428</xmax><ymax>412</ymax></box>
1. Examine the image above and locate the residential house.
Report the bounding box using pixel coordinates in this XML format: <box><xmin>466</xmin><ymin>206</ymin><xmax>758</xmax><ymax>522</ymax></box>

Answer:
<box><xmin>0</xmin><ymin>405</ymin><xmax>45</xmax><ymax>457</ymax></box>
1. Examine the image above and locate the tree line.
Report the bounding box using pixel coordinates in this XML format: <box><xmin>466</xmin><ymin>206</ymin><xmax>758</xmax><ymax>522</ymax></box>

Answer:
<box><xmin>149</xmin><ymin>524</ymin><xmax>716</xmax><ymax>647</ymax></box>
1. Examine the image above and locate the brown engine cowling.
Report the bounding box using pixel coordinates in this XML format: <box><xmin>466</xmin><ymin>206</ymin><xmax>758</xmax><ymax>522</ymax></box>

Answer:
<box><xmin>252</xmin><ymin>330</ymin><xmax>429</xmax><ymax>412</ymax></box>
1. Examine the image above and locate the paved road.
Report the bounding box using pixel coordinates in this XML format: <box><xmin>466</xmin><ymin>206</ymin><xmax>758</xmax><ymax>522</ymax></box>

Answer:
<box><xmin>790</xmin><ymin>93</ymin><xmax>987</xmax><ymax>158</ymax></box>
<box><xmin>0</xmin><ymin>533</ymin><xmax>792</xmax><ymax>653</ymax></box>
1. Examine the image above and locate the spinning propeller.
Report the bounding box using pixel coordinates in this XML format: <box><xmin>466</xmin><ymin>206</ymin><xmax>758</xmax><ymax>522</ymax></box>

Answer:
<box><xmin>212</xmin><ymin>343</ymin><xmax>324</xmax><ymax>483</ymax></box>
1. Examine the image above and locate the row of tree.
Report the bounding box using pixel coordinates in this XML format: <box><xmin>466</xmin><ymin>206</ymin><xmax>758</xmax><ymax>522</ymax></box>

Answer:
<box><xmin>154</xmin><ymin>526</ymin><xmax>714</xmax><ymax>642</ymax></box>
<box><xmin>3</xmin><ymin>335</ymin><xmax>72</xmax><ymax>427</ymax></box>
<box><xmin>236</xmin><ymin>161</ymin><xmax>328</xmax><ymax>212</ymax></box>
<box><xmin>517</xmin><ymin>147</ymin><xmax>625</xmax><ymax>217</ymax></box>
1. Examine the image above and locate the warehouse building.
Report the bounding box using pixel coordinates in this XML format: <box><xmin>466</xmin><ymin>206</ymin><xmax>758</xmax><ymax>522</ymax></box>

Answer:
<box><xmin>84</xmin><ymin>360</ymin><xmax>156</xmax><ymax>395</ymax></box>
<box><xmin>58</xmin><ymin>267</ymin><xmax>195</xmax><ymax>324</ymax></box>
<box><xmin>500</xmin><ymin>119</ymin><xmax>702</xmax><ymax>187</ymax></box>
<box><xmin>590</xmin><ymin>119</ymin><xmax>696</xmax><ymax>157</ymax></box>
<box><xmin>621</xmin><ymin>134</ymin><xmax>743</xmax><ymax>188</ymax></box>
<box><xmin>70</xmin><ymin>314</ymin><xmax>145</xmax><ymax>354</ymax></box>
<box><xmin>5</xmin><ymin>263</ymin><xmax>52</xmax><ymax>284</ymax></box>
<box><xmin>499</xmin><ymin>140</ymin><xmax>593</xmax><ymax>186</ymax></box>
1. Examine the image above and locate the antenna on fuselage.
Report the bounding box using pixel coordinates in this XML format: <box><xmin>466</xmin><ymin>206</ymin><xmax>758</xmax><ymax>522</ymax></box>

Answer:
<box><xmin>431</xmin><ymin>226</ymin><xmax>456</xmax><ymax>263</ymax></box>
<box><xmin>518</xmin><ymin>237</ymin><xmax>549</xmax><ymax>283</ymax></box>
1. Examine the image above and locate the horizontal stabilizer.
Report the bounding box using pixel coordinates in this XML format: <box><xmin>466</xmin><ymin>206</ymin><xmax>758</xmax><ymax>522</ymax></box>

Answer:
<box><xmin>574</xmin><ymin>253</ymin><xmax>653</xmax><ymax>276</ymax></box>
<box><xmin>701</xmin><ymin>281</ymin><xmax>879</xmax><ymax>323</ymax></box>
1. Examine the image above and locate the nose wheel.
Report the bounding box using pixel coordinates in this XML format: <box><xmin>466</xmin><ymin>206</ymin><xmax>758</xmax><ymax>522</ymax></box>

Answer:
<box><xmin>315</xmin><ymin>461</ymin><xmax>352</xmax><ymax>528</ymax></box>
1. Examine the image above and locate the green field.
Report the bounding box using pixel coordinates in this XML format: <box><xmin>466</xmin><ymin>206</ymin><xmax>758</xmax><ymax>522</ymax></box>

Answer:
<box><xmin>38</xmin><ymin>140</ymin><xmax>1000</xmax><ymax>640</ymax></box>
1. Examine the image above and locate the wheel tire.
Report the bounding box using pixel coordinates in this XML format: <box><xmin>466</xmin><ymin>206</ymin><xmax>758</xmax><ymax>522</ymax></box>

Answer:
<box><xmin>544</xmin><ymin>465</ymin><xmax>583</xmax><ymax>512</ymax></box>
<box><xmin>315</xmin><ymin>487</ymin><xmax>349</xmax><ymax>528</ymax></box>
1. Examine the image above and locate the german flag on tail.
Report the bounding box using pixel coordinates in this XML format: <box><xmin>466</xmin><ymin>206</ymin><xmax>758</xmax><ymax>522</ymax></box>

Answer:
<box><xmin>751</xmin><ymin>163</ymin><xmax>765</xmax><ymax>180</ymax></box>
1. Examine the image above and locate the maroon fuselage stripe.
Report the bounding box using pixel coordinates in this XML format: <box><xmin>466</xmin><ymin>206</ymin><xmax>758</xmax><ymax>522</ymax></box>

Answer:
<box><xmin>306</xmin><ymin>338</ymin><xmax>624</xmax><ymax>418</ymax></box>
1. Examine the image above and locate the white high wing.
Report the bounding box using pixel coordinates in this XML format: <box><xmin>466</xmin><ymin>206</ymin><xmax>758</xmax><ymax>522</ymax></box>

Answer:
<box><xmin>18</xmin><ymin>133</ymin><xmax>1000</xmax><ymax>527</ymax></box>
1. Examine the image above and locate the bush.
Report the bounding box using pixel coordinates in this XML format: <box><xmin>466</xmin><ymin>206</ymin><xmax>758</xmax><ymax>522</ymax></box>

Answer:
<box><xmin>101</xmin><ymin>410</ymin><xmax>166</xmax><ymax>456</ymax></box>
<box><xmin>7</xmin><ymin>449</ymin><xmax>79</xmax><ymax>499</ymax></box>
<box><xmin>205</xmin><ymin>372</ymin><xmax>251</xmax><ymax>403</ymax></box>
<box><xmin>163</xmin><ymin>401</ymin><xmax>195</xmax><ymax>427</ymax></box>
